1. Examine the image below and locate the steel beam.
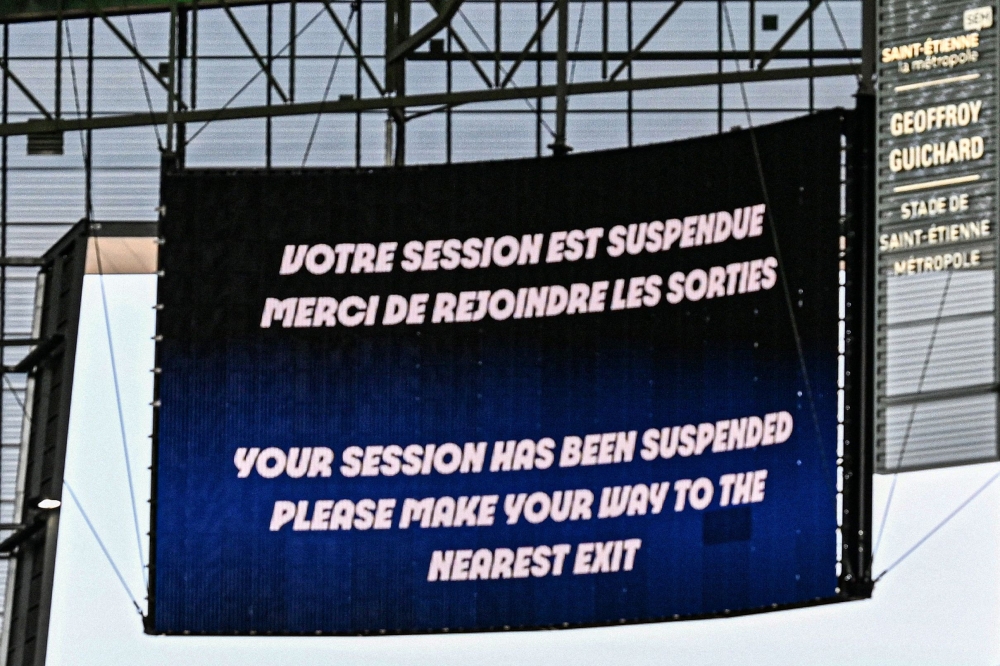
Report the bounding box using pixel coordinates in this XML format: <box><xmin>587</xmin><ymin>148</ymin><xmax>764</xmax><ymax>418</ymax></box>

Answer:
<box><xmin>88</xmin><ymin>1</ymin><xmax>188</xmax><ymax>108</ymax></box>
<box><xmin>609</xmin><ymin>0</ymin><xmax>683</xmax><ymax>80</ymax></box>
<box><xmin>551</xmin><ymin>0</ymin><xmax>569</xmax><ymax>155</ymax></box>
<box><xmin>321</xmin><ymin>0</ymin><xmax>386</xmax><ymax>96</ymax></box>
<box><xmin>0</xmin><ymin>63</ymin><xmax>859</xmax><ymax>137</ymax></box>
<box><xmin>447</xmin><ymin>25</ymin><xmax>494</xmax><ymax>87</ymax></box>
<box><xmin>387</xmin><ymin>0</ymin><xmax>467</xmax><ymax>63</ymax></box>
<box><xmin>167</xmin><ymin>0</ymin><xmax>178</xmax><ymax>151</ymax></box>
<box><xmin>5</xmin><ymin>334</ymin><xmax>64</xmax><ymax>374</ymax></box>
<box><xmin>844</xmin><ymin>98</ymin><xmax>874</xmax><ymax>592</ymax></box>
<box><xmin>859</xmin><ymin>0</ymin><xmax>874</xmax><ymax>92</ymax></box>
<box><xmin>221</xmin><ymin>0</ymin><xmax>288</xmax><ymax>102</ymax></box>
<box><xmin>0</xmin><ymin>61</ymin><xmax>52</xmax><ymax>120</ymax></box>
<box><xmin>755</xmin><ymin>0</ymin><xmax>823</xmax><ymax>70</ymax></box>
<box><xmin>417</xmin><ymin>48</ymin><xmax>859</xmax><ymax>62</ymax></box>
<box><xmin>385</xmin><ymin>0</ymin><xmax>410</xmax><ymax>164</ymax></box>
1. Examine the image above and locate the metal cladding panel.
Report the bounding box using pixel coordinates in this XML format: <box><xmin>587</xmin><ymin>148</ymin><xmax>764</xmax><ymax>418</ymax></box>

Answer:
<box><xmin>875</xmin><ymin>0</ymin><xmax>1000</xmax><ymax>472</ymax></box>
<box><xmin>884</xmin><ymin>315</ymin><xmax>996</xmax><ymax>395</ymax></box>
<box><xmin>150</xmin><ymin>111</ymin><xmax>870</xmax><ymax>635</ymax></box>
<box><xmin>881</xmin><ymin>392</ymin><xmax>999</xmax><ymax>470</ymax></box>
<box><xmin>884</xmin><ymin>270</ymin><xmax>995</xmax><ymax>324</ymax></box>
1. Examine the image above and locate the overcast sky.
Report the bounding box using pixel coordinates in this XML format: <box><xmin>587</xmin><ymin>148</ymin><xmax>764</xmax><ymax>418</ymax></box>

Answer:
<box><xmin>43</xmin><ymin>274</ymin><xmax>1000</xmax><ymax>665</ymax></box>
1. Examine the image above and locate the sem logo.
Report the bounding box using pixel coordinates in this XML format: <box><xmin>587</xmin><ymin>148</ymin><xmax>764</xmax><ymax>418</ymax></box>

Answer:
<box><xmin>964</xmin><ymin>6</ymin><xmax>993</xmax><ymax>31</ymax></box>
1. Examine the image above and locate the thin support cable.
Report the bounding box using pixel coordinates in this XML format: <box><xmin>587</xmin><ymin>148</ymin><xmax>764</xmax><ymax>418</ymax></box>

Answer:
<box><xmin>64</xmin><ymin>23</ymin><xmax>93</xmax><ymax>220</ymax></box>
<box><xmin>93</xmin><ymin>238</ymin><xmax>147</xmax><ymax>590</ymax></box>
<box><xmin>722</xmin><ymin>6</ymin><xmax>845</xmax><ymax>563</ymax></box>
<box><xmin>63</xmin><ymin>480</ymin><xmax>145</xmax><ymax>617</ymax></box>
<box><xmin>722</xmin><ymin>4</ymin><xmax>826</xmax><ymax>452</ymax></box>
<box><xmin>125</xmin><ymin>15</ymin><xmax>163</xmax><ymax>150</ymax></box>
<box><xmin>822</xmin><ymin>0</ymin><xmax>861</xmax><ymax>84</ymax></box>
<box><xmin>302</xmin><ymin>8</ymin><xmax>354</xmax><ymax>167</ymax></box>
<box><xmin>186</xmin><ymin>6</ymin><xmax>326</xmax><ymax>145</ymax></box>
<box><xmin>874</xmin><ymin>469</ymin><xmax>1000</xmax><ymax>582</ymax></box>
<box><xmin>873</xmin><ymin>270</ymin><xmax>954</xmax><ymax>559</ymax></box>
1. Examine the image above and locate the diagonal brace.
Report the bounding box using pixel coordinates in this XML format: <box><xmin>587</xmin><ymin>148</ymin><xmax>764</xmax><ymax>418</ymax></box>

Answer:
<box><xmin>221</xmin><ymin>0</ymin><xmax>289</xmax><ymax>103</ymax></box>
<box><xmin>610</xmin><ymin>0</ymin><xmax>684</xmax><ymax>80</ymax></box>
<box><xmin>320</xmin><ymin>0</ymin><xmax>386</xmax><ymax>96</ymax></box>
<box><xmin>387</xmin><ymin>0</ymin><xmax>466</xmax><ymax>63</ymax></box>
<box><xmin>88</xmin><ymin>0</ymin><xmax>187</xmax><ymax>109</ymax></box>
<box><xmin>756</xmin><ymin>0</ymin><xmax>823</xmax><ymax>70</ymax></box>
<box><xmin>448</xmin><ymin>25</ymin><xmax>494</xmax><ymax>89</ymax></box>
<box><xmin>501</xmin><ymin>1</ymin><xmax>559</xmax><ymax>88</ymax></box>
<box><xmin>0</xmin><ymin>60</ymin><xmax>53</xmax><ymax>119</ymax></box>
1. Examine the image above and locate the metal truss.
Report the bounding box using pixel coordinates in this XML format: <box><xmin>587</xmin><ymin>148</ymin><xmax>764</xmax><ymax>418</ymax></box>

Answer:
<box><xmin>0</xmin><ymin>62</ymin><xmax>859</xmax><ymax>135</ymax></box>
<box><xmin>0</xmin><ymin>0</ymin><xmax>872</xmax><ymax>163</ymax></box>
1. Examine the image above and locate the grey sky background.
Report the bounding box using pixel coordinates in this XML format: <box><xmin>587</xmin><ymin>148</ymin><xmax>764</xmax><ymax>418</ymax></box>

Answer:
<box><xmin>43</xmin><ymin>274</ymin><xmax>1000</xmax><ymax>665</ymax></box>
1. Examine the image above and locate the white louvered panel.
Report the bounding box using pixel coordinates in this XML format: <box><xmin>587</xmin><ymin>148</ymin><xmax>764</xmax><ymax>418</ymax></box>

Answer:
<box><xmin>5</xmin><ymin>224</ymin><xmax>72</xmax><ymax>256</ymax></box>
<box><xmin>884</xmin><ymin>315</ymin><xmax>996</xmax><ymax>397</ymax></box>
<box><xmin>884</xmin><ymin>270</ymin><xmax>995</xmax><ymax>326</ymax></box>
<box><xmin>882</xmin><ymin>393</ymin><xmax>999</xmax><ymax>472</ymax></box>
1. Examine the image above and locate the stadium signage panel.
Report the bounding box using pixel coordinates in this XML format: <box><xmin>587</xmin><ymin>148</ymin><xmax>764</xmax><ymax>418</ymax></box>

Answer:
<box><xmin>875</xmin><ymin>0</ymin><xmax>1000</xmax><ymax>471</ymax></box>
<box><xmin>152</xmin><ymin>112</ymin><xmax>857</xmax><ymax>634</ymax></box>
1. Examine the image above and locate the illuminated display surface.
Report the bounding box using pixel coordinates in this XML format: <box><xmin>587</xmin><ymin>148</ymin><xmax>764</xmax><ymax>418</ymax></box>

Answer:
<box><xmin>151</xmin><ymin>113</ymin><xmax>854</xmax><ymax>634</ymax></box>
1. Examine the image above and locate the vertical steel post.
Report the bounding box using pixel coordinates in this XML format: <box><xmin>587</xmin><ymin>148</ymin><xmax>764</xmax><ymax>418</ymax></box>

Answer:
<box><xmin>177</xmin><ymin>8</ymin><xmax>187</xmax><ymax>167</ymax></box>
<box><xmin>1</xmin><ymin>35</ymin><xmax>8</xmax><ymax>647</ymax></box>
<box><xmin>494</xmin><ymin>0</ymin><xmax>501</xmax><ymax>86</ymax></box>
<box><xmin>266</xmin><ymin>0</ymin><xmax>273</xmax><ymax>168</ymax></box>
<box><xmin>191</xmin><ymin>0</ymin><xmax>198</xmax><ymax>112</ymax></box>
<box><xmin>385</xmin><ymin>0</ymin><xmax>409</xmax><ymax>165</ymax></box>
<box><xmin>809</xmin><ymin>7</ymin><xmax>814</xmax><ymax>113</ymax></box>
<box><xmin>289</xmin><ymin>0</ymin><xmax>296</xmax><ymax>102</ymax></box>
<box><xmin>55</xmin><ymin>0</ymin><xmax>63</xmax><ymax>119</ymax></box>
<box><xmin>859</xmin><ymin>0</ymin><xmax>875</xmax><ymax>93</ymax></box>
<box><xmin>856</xmin><ymin>0</ymin><xmax>876</xmax><ymax>582</ymax></box>
<box><xmin>446</xmin><ymin>29</ymin><xmax>453</xmax><ymax>163</ymax></box>
<box><xmin>166</xmin><ymin>0</ymin><xmax>178</xmax><ymax>155</ymax></box>
<box><xmin>355</xmin><ymin>0</ymin><xmax>362</xmax><ymax>167</ymax></box>
<box><xmin>845</xmin><ymin>97</ymin><xmax>875</xmax><ymax>593</ymax></box>
<box><xmin>86</xmin><ymin>17</ymin><xmax>93</xmax><ymax>216</ymax></box>
<box><xmin>601</xmin><ymin>0</ymin><xmax>609</xmax><ymax>79</ymax></box>
<box><xmin>551</xmin><ymin>0</ymin><xmax>570</xmax><ymax>155</ymax></box>
<box><xmin>626</xmin><ymin>0</ymin><xmax>633</xmax><ymax>146</ymax></box>
<box><xmin>716</xmin><ymin>0</ymin><xmax>722</xmax><ymax>133</ymax></box>
<box><xmin>396</xmin><ymin>0</ymin><xmax>409</xmax><ymax>166</ymax></box>
<box><xmin>535</xmin><ymin>0</ymin><xmax>542</xmax><ymax>156</ymax></box>
<box><xmin>385</xmin><ymin>0</ymin><xmax>396</xmax><ymax>164</ymax></box>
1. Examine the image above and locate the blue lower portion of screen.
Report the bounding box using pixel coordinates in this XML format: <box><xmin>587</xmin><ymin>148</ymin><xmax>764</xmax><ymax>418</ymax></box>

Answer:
<box><xmin>153</xmin><ymin>330</ymin><xmax>838</xmax><ymax>634</ymax></box>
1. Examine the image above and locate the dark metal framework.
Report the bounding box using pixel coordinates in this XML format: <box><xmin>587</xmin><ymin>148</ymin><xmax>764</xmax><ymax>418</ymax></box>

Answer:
<box><xmin>842</xmin><ymin>94</ymin><xmax>875</xmax><ymax>600</ymax></box>
<box><xmin>0</xmin><ymin>221</ymin><xmax>156</xmax><ymax>666</ymax></box>
<box><xmin>0</xmin><ymin>0</ymin><xmax>874</xmax><ymax>663</ymax></box>
<box><xmin>0</xmin><ymin>0</ymin><xmax>869</xmax><ymax>156</ymax></box>
<box><xmin>0</xmin><ymin>224</ymin><xmax>87</xmax><ymax>666</ymax></box>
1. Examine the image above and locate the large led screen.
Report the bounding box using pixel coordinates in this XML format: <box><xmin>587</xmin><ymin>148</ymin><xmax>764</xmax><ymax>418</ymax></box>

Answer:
<box><xmin>152</xmin><ymin>111</ymin><xmax>858</xmax><ymax>634</ymax></box>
